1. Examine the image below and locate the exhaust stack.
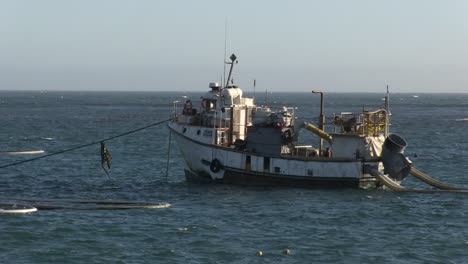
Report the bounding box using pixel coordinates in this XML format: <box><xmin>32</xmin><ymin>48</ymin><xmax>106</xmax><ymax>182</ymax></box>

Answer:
<box><xmin>381</xmin><ymin>134</ymin><xmax>412</xmax><ymax>181</ymax></box>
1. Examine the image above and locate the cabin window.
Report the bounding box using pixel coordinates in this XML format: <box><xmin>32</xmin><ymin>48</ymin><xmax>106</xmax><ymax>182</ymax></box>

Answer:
<box><xmin>307</xmin><ymin>169</ymin><xmax>314</xmax><ymax>176</ymax></box>
<box><xmin>263</xmin><ymin>157</ymin><xmax>270</xmax><ymax>172</ymax></box>
<box><xmin>245</xmin><ymin>155</ymin><xmax>251</xmax><ymax>171</ymax></box>
<box><xmin>274</xmin><ymin>166</ymin><xmax>281</xmax><ymax>173</ymax></box>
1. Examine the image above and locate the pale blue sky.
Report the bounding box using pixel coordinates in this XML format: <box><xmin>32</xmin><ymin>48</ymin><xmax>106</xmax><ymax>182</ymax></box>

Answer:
<box><xmin>1</xmin><ymin>0</ymin><xmax>467</xmax><ymax>92</ymax></box>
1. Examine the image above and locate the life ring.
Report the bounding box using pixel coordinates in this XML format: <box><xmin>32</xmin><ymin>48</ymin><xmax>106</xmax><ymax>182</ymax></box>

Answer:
<box><xmin>210</xmin><ymin>159</ymin><xmax>222</xmax><ymax>173</ymax></box>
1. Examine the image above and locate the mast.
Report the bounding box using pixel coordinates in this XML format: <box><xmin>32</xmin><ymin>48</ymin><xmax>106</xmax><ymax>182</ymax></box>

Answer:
<box><xmin>312</xmin><ymin>90</ymin><xmax>325</xmax><ymax>155</ymax></box>
<box><xmin>384</xmin><ymin>85</ymin><xmax>390</xmax><ymax>136</ymax></box>
<box><xmin>225</xmin><ymin>54</ymin><xmax>237</xmax><ymax>88</ymax></box>
<box><xmin>385</xmin><ymin>85</ymin><xmax>390</xmax><ymax>113</ymax></box>
<box><xmin>223</xmin><ymin>18</ymin><xmax>227</xmax><ymax>88</ymax></box>
<box><xmin>253</xmin><ymin>79</ymin><xmax>256</xmax><ymax>103</ymax></box>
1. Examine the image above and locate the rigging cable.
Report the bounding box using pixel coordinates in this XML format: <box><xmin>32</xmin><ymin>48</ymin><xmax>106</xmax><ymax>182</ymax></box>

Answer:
<box><xmin>0</xmin><ymin>118</ymin><xmax>171</xmax><ymax>169</ymax></box>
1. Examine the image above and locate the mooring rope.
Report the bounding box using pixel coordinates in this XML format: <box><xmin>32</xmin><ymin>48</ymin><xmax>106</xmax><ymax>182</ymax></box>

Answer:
<box><xmin>0</xmin><ymin>118</ymin><xmax>171</xmax><ymax>169</ymax></box>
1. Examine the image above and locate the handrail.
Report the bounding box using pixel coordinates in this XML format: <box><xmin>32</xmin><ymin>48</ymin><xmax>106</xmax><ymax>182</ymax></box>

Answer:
<box><xmin>363</xmin><ymin>109</ymin><xmax>388</xmax><ymax>136</ymax></box>
<box><xmin>333</xmin><ymin>109</ymin><xmax>388</xmax><ymax>137</ymax></box>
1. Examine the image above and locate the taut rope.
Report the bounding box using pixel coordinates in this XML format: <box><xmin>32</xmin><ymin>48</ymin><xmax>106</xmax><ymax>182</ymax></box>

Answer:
<box><xmin>0</xmin><ymin>118</ymin><xmax>171</xmax><ymax>169</ymax></box>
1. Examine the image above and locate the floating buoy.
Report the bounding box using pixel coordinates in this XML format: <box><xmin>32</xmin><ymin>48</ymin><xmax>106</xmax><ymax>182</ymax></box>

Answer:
<box><xmin>0</xmin><ymin>204</ymin><xmax>37</xmax><ymax>214</ymax></box>
<box><xmin>256</xmin><ymin>250</ymin><xmax>263</xmax><ymax>256</ymax></box>
<box><xmin>282</xmin><ymin>248</ymin><xmax>291</xmax><ymax>255</ymax></box>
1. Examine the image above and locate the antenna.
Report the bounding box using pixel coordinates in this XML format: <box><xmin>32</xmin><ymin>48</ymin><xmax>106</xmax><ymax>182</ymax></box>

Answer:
<box><xmin>384</xmin><ymin>85</ymin><xmax>391</xmax><ymax>136</ymax></box>
<box><xmin>223</xmin><ymin>18</ymin><xmax>227</xmax><ymax>88</ymax></box>
<box><xmin>253</xmin><ymin>79</ymin><xmax>256</xmax><ymax>102</ymax></box>
<box><xmin>385</xmin><ymin>85</ymin><xmax>390</xmax><ymax>113</ymax></box>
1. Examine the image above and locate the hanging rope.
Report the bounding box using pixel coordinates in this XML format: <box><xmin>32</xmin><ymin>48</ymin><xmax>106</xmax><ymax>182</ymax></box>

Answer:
<box><xmin>100</xmin><ymin>142</ymin><xmax>112</xmax><ymax>179</ymax></box>
<box><xmin>165</xmin><ymin>130</ymin><xmax>172</xmax><ymax>182</ymax></box>
<box><xmin>0</xmin><ymin>118</ymin><xmax>171</xmax><ymax>169</ymax></box>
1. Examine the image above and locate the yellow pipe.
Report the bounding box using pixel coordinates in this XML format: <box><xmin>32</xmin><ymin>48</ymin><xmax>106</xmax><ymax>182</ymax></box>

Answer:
<box><xmin>304</xmin><ymin>122</ymin><xmax>333</xmax><ymax>144</ymax></box>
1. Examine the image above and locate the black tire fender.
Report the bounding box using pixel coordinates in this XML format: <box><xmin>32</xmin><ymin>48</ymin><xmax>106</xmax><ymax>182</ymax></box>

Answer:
<box><xmin>210</xmin><ymin>159</ymin><xmax>222</xmax><ymax>173</ymax></box>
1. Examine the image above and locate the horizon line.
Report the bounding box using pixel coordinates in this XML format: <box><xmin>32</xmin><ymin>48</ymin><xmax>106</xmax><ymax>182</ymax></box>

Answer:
<box><xmin>0</xmin><ymin>89</ymin><xmax>467</xmax><ymax>94</ymax></box>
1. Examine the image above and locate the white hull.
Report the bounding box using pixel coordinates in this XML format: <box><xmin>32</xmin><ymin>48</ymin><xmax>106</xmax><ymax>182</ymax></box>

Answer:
<box><xmin>169</xmin><ymin>123</ymin><xmax>380</xmax><ymax>189</ymax></box>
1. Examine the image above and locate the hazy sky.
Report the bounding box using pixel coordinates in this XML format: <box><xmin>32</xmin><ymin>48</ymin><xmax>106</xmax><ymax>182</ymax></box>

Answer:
<box><xmin>1</xmin><ymin>0</ymin><xmax>467</xmax><ymax>92</ymax></box>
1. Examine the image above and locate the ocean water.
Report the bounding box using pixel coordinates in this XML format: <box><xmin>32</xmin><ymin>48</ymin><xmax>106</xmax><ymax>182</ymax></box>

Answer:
<box><xmin>1</xmin><ymin>91</ymin><xmax>468</xmax><ymax>263</ymax></box>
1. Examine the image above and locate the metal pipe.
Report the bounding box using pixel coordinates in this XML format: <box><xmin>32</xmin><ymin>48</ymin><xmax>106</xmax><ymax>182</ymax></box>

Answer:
<box><xmin>312</xmin><ymin>91</ymin><xmax>324</xmax><ymax>130</ymax></box>
<box><xmin>312</xmin><ymin>91</ymin><xmax>325</xmax><ymax>155</ymax></box>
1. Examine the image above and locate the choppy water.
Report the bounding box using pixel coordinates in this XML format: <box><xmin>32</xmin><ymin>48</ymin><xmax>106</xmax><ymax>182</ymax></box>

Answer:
<box><xmin>1</xmin><ymin>91</ymin><xmax>468</xmax><ymax>263</ymax></box>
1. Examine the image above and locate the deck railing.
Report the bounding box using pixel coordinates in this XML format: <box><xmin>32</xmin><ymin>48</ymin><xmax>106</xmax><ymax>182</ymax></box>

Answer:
<box><xmin>333</xmin><ymin>109</ymin><xmax>388</xmax><ymax>137</ymax></box>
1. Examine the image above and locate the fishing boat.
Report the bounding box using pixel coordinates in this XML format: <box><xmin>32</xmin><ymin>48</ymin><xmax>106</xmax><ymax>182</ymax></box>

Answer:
<box><xmin>168</xmin><ymin>54</ymin><xmax>413</xmax><ymax>189</ymax></box>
